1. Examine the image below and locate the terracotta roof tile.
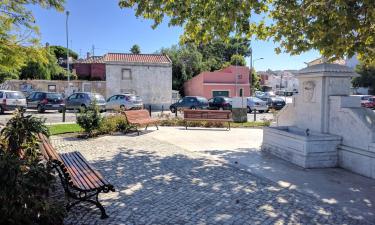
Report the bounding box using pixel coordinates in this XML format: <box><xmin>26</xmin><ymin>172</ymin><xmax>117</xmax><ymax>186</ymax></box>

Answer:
<box><xmin>76</xmin><ymin>56</ymin><xmax>104</xmax><ymax>64</ymax></box>
<box><xmin>104</xmin><ymin>53</ymin><xmax>171</xmax><ymax>64</ymax></box>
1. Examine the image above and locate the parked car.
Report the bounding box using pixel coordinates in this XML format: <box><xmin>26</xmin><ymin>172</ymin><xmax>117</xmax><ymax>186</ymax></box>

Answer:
<box><xmin>208</xmin><ymin>96</ymin><xmax>232</xmax><ymax>110</ymax></box>
<box><xmin>65</xmin><ymin>92</ymin><xmax>106</xmax><ymax>112</ymax></box>
<box><xmin>26</xmin><ymin>91</ymin><xmax>64</xmax><ymax>113</ymax></box>
<box><xmin>106</xmin><ymin>93</ymin><xmax>143</xmax><ymax>111</ymax></box>
<box><xmin>0</xmin><ymin>90</ymin><xmax>27</xmax><ymax>114</ymax></box>
<box><xmin>359</xmin><ymin>95</ymin><xmax>374</xmax><ymax>108</ymax></box>
<box><xmin>169</xmin><ymin>96</ymin><xmax>208</xmax><ymax>113</ymax></box>
<box><xmin>265</xmin><ymin>97</ymin><xmax>286</xmax><ymax>110</ymax></box>
<box><xmin>246</xmin><ymin>97</ymin><xmax>268</xmax><ymax>113</ymax></box>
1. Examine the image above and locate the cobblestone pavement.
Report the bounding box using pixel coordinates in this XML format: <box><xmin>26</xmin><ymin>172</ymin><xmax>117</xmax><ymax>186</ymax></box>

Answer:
<box><xmin>51</xmin><ymin>134</ymin><xmax>371</xmax><ymax>225</ymax></box>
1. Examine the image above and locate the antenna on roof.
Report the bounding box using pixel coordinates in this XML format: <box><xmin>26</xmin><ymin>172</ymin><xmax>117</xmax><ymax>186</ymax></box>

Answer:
<box><xmin>92</xmin><ymin>45</ymin><xmax>95</xmax><ymax>56</ymax></box>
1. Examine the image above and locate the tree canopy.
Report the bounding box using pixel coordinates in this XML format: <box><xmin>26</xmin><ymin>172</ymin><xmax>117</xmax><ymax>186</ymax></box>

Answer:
<box><xmin>0</xmin><ymin>0</ymin><xmax>65</xmax><ymax>81</ymax></box>
<box><xmin>159</xmin><ymin>38</ymin><xmax>253</xmax><ymax>95</ymax></box>
<box><xmin>353</xmin><ymin>62</ymin><xmax>375</xmax><ymax>94</ymax></box>
<box><xmin>49</xmin><ymin>45</ymin><xmax>78</xmax><ymax>60</ymax></box>
<box><xmin>119</xmin><ymin>0</ymin><xmax>375</xmax><ymax>65</ymax></box>
<box><xmin>130</xmin><ymin>44</ymin><xmax>141</xmax><ymax>54</ymax></box>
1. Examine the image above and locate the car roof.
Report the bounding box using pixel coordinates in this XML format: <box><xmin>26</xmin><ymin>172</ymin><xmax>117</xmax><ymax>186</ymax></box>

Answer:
<box><xmin>0</xmin><ymin>90</ymin><xmax>21</xmax><ymax>92</ymax></box>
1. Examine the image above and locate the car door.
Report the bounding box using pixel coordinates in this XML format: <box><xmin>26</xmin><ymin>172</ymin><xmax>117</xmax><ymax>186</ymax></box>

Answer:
<box><xmin>213</xmin><ymin>97</ymin><xmax>222</xmax><ymax>109</ymax></box>
<box><xmin>31</xmin><ymin>92</ymin><xmax>44</xmax><ymax>109</ymax></box>
<box><xmin>106</xmin><ymin>95</ymin><xmax>116</xmax><ymax>110</ymax></box>
<box><xmin>26</xmin><ymin>92</ymin><xmax>36</xmax><ymax>108</ymax></box>
<box><xmin>66</xmin><ymin>94</ymin><xmax>77</xmax><ymax>109</ymax></box>
<box><xmin>208</xmin><ymin>98</ymin><xmax>214</xmax><ymax>109</ymax></box>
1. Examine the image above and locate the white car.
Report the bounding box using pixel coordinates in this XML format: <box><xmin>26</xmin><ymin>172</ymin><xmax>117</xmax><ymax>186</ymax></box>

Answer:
<box><xmin>106</xmin><ymin>94</ymin><xmax>143</xmax><ymax>111</ymax></box>
<box><xmin>0</xmin><ymin>90</ymin><xmax>27</xmax><ymax>114</ymax></box>
<box><xmin>246</xmin><ymin>97</ymin><xmax>268</xmax><ymax>113</ymax></box>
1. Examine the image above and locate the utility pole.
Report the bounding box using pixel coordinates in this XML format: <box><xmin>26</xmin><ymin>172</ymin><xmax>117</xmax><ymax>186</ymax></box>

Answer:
<box><xmin>66</xmin><ymin>11</ymin><xmax>70</xmax><ymax>94</ymax></box>
<box><xmin>250</xmin><ymin>46</ymin><xmax>253</xmax><ymax>96</ymax></box>
<box><xmin>92</xmin><ymin>45</ymin><xmax>95</xmax><ymax>56</ymax></box>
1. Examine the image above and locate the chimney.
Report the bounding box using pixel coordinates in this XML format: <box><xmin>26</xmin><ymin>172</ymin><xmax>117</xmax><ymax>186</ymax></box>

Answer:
<box><xmin>86</xmin><ymin>52</ymin><xmax>91</xmax><ymax>59</ymax></box>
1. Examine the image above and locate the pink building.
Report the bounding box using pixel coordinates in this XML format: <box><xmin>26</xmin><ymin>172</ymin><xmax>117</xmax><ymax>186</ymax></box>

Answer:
<box><xmin>184</xmin><ymin>66</ymin><xmax>251</xmax><ymax>99</ymax></box>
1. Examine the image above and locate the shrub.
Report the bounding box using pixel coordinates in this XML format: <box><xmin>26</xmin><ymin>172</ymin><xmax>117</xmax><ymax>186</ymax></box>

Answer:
<box><xmin>98</xmin><ymin>114</ymin><xmax>129</xmax><ymax>135</ymax></box>
<box><xmin>76</xmin><ymin>102</ymin><xmax>103</xmax><ymax>137</ymax></box>
<box><xmin>0</xmin><ymin>109</ymin><xmax>65</xmax><ymax>225</ymax></box>
<box><xmin>1</xmin><ymin>108</ymin><xmax>49</xmax><ymax>156</ymax></box>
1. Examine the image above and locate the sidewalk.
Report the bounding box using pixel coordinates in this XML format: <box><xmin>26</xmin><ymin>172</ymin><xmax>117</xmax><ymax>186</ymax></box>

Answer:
<box><xmin>149</xmin><ymin>126</ymin><xmax>375</xmax><ymax>222</ymax></box>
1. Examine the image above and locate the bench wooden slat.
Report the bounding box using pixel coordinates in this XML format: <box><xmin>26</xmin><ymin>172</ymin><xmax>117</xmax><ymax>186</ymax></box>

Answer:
<box><xmin>183</xmin><ymin>109</ymin><xmax>233</xmax><ymax>130</ymax></box>
<box><xmin>60</xmin><ymin>153</ymin><xmax>91</xmax><ymax>190</ymax></box>
<box><xmin>74</xmin><ymin>151</ymin><xmax>112</xmax><ymax>187</ymax></box>
<box><xmin>68</xmin><ymin>152</ymin><xmax>106</xmax><ymax>188</ymax></box>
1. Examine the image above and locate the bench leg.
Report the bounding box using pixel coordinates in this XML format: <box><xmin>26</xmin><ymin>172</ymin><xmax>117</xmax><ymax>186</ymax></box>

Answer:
<box><xmin>66</xmin><ymin>190</ymin><xmax>109</xmax><ymax>219</ymax></box>
<box><xmin>156</xmin><ymin>124</ymin><xmax>159</xmax><ymax>130</ymax></box>
<box><xmin>145</xmin><ymin>125</ymin><xmax>148</xmax><ymax>130</ymax></box>
<box><xmin>228</xmin><ymin>122</ymin><xmax>231</xmax><ymax>131</ymax></box>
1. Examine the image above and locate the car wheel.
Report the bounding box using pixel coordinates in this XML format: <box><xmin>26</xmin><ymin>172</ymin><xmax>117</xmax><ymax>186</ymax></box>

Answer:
<box><xmin>247</xmin><ymin>106</ymin><xmax>252</xmax><ymax>113</ymax></box>
<box><xmin>259</xmin><ymin>110</ymin><xmax>264</xmax><ymax>113</ymax></box>
<box><xmin>58</xmin><ymin>109</ymin><xmax>63</xmax><ymax>113</ymax></box>
<box><xmin>191</xmin><ymin>106</ymin><xmax>196</xmax><ymax>110</ymax></box>
<box><xmin>37</xmin><ymin>105</ymin><xmax>44</xmax><ymax>113</ymax></box>
<box><xmin>79</xmin><ymin>105</ymin><xmax>86</xmax><ymax>112</ymax></box>
<box><xmin>170</xmin><ymin>107</ymin><xmax>176</xmax><ymax>113</ymax></box>
<box><xmin>0</xmin><ymin>106</ymin><xmax>4</xmax><ymax>114</ymax></box>
<box><xmin>219</xmin><ymin>107</ymin><xmax>224</xmax><ymax>110</ymax></box>
<box><xmin>120</xmin><ymin>105</ymin><xmax>125</xmax><ymax>111</ymax></box>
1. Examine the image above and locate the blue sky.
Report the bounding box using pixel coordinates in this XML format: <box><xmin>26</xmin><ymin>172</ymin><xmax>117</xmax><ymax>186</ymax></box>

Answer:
<box><xmin>29</xmin><ymin>0</ymin><xmax>320</xmax><ymax>71</ymax></box>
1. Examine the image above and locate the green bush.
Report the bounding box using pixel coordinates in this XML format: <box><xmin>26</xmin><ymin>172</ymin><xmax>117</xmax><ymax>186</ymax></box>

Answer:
<box><xmin>98</xmin><ymin>114</ymin><xmax>129</xmax><ymax>135</ymax></box>
<box><xmin>0</xmin><ymin>109</ymin><xmax>65</xmax><ymax>225</ymax></box>
<box><xmin>1</xmin><ymin>108</ymin><xmax>49</xmax><ymax>156</ymax></box>
<box><xmin>76</xmin><ymin>102</ymin><xmax>103</xmax><ymax>137</ymax></box>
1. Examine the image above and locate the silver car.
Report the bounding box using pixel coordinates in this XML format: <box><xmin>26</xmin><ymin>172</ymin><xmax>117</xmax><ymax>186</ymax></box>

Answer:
<box><xmin>106</xmin><ymin>94</ymin><xmax>143</xmax><ymax>111</ymax></box>
<box><xmin>246</xmin><ymin>97</ymin><xmax>269</xmax><ymax>113</ymax></box>
<box><xmin>65</xmin><ymin>92</ymin><xmax>106</xmax><ymax>112</ymax></box>
<box><xmin>0</xmin><ymin>90</ymin><xmax>27</xmax><ymax>114</ymax></box>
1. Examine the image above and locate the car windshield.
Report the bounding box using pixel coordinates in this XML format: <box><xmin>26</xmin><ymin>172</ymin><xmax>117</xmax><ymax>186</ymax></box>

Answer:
<box><xmin>125</xmin><ymin>95</ymin><xmax>137</xmax><ymax>101</ymax></box>
<box><xmin>91</xmin><ymin>94</ymin><xmax>105</xmax><ymax>103</ymax></box>
<box><xmin>248</xmin><ymin>97</ymin><xmax>263</xmax><ymax>102</ymax></box>
<box><xmin>6</xmin><ymin>92</ymin><xmax>25</xmax><ymax>99</ymax></box>
<box><xmin>46</xmin><ymin>93</ymin><xmax>62</xmax><ymax>99</ymax></box>
<box><xmin>197</xmin><ymin>97</ymin><xmax>208</xmax><ymax>103</ymax></box>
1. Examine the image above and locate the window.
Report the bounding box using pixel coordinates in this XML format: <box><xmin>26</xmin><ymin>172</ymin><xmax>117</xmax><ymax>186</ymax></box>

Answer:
<box><xmin>34</xmin><ymin>92</ymin><xmax>44</xmax><ymax>100</ymax></box>
<box><xmin>239</xmin><ymin>88</ymin><xmax>243</xmax><ymax>97</ymax></box>
<box><xmin>68</xmin><ymin>94</ymin><xmax>77</xmax><ymax>100</ymax></box>
<box><xmin>122</xmin><ymin>69</ymin><xmax>132</xmax><ymax>80</ymax></box>
<box><xmin>48</xmin><ymin>85</ymin><xmax>56</xmax><ymax>92</ymax></box>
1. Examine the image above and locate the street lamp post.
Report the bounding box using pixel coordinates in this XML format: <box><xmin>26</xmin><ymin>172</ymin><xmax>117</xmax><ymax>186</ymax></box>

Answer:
<box><xmin>66</xmin><ymin>11</ymin><xmax>70</xmax><ymax>94</ymax></box>
<box><xmin>250</xmin><ymin>56</ymin><xmax>264</xmax><ymax>95</ymax></box>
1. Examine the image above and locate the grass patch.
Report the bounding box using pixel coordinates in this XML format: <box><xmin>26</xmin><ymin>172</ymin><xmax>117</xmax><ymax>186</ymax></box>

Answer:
<box><xmin>231</xmin><ymin>121</ymin><xmax>271</xmax><ymax>128</ymax></box>
<box><xmin>48</xmin><ymin>123</ymin><xmax>82</xmax><ymax>135</ymax></box>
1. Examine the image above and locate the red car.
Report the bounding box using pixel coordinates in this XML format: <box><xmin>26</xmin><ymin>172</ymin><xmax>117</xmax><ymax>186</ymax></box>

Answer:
<box><xmin>360</xmin><ymin>95</ymin><xmax>375</xmax><ymax>108</ymax></box>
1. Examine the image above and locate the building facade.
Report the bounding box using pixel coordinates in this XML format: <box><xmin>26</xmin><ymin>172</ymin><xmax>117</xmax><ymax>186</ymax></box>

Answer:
<box><xmin>104</xmin><ymin>53</ymin><xmax>172</xmax><ymax>109</ymax></box>
<box><xmin>184</xmin><ymin>66</ymin><xmax>251</xmax><ymax>99</ymax></box>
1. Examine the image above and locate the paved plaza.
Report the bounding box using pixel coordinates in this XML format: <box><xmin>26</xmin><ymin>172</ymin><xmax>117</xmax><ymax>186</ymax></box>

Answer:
<box><xmin>51</xmin><ymin>127</ymin><xmax>375</xmax><ymax>225</ymax></box>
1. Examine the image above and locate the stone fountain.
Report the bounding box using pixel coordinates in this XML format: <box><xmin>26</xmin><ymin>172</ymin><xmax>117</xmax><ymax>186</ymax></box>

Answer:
<box><xmin>262</xmin><ymin>63</ymin><xmax>375</xmax><ymax>179</ymax></box>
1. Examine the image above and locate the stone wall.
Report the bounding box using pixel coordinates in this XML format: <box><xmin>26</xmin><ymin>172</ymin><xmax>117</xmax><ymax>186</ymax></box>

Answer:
<box><xmin>0</xmin><ymin>80</ymin><xmax>106</xmax><ymax>98</ymax></box>
<box><xmin>106</xmin><ymin>62</ymin><xmax>172</xmax><ymax>109</ymax></box>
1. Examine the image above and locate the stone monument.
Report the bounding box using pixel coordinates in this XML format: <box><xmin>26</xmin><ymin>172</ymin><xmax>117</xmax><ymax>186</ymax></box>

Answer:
<box><xmin>262</xmin><ymin>63</ymin><xmax>375</xmax><ymax>179</ymax></box>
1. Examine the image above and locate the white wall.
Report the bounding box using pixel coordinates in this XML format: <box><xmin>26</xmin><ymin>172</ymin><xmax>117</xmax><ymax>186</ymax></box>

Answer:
<box><xmin>106</xmin><ymin>62</ymin><xmax>172</xmax><ymax>108</ymax></box>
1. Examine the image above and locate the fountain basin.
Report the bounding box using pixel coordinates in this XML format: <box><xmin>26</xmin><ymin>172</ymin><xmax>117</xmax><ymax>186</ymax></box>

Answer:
<box><xmin>262</xmin><ymin>126</ymin><xmax>342</xmax><ymax>168</ymax></box>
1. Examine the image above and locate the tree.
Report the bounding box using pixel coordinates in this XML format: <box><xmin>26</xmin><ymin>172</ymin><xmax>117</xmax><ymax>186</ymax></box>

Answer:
<box><xmin>119</xmin><ymin>0</ymin><xmax>375</xmax><ymax>65</ymax></box>
<box><xmin>49</xmin><ymin>45</ymin><xmax>78</xmax><ymax>60</ymax></box>
<box><xmin>159</xmin><ymin>44</ymin><xmax>204</xmax><ymax>94</ymax></box>
<box><xmin>19</xmin><ymin>47</ymin><xmax>65</xmax><ymax>80</ymax></box>
<box><xmin>0</xmin><ymin>1</ymin><xmax>65</xmax><ymax>81</ymax></box>
<box><xmin>130</xmin><ymin>44</ymin><xmax>141</xmax><ymax>54</ymax></box>
<box><xmin>352</xmin><ymin>63</ymin><xmax>375</xmax><ymax>94</ymax></box>
<box><xmin>251</xmin><ymin>70</ymin><xmax>261</xmax><ymax>91</ymax></box>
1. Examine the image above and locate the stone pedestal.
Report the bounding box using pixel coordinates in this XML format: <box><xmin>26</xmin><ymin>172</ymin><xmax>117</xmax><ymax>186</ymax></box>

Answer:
<box><xmin>261</xmin><ymin>63</ymin><xmax>375</xmax><ymax>174</ymax></box>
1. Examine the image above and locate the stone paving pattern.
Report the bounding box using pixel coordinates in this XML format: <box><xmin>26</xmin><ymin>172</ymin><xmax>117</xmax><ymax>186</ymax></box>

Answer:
<box><xmin>51</xmin><ymin>134</ymin><xmax>371</xmax><ymax>225</ymax></box>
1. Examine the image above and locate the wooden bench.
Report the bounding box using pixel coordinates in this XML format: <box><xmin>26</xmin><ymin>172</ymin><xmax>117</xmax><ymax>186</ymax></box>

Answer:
<box><xmin>123</xmin><ymin>109</ymin><xmax>159</xmax><ymax>135</ymax></box>
<box><xmin>38</xmin><ymin>133</ymin><xmax>115</xmax><ymax>219</ymax></box>
<box><xmin>183</xmin><ymin>109</ymin><xmax>233</xmax><ymax>130</ymax></box>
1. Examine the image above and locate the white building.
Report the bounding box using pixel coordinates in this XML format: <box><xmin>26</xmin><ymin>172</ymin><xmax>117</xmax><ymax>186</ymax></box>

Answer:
<box><xmin>258</xmin><ymin>70</ymin><xmax>299</xmax><ymax>92</ymax></box>
<box><xmin>105</xmin><ymin>53</ymin><xmax>172</xmax><ymax>109</ymax></box>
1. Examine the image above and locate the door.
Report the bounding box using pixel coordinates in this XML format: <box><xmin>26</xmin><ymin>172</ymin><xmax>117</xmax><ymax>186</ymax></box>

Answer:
<box><xmin>212</xmin><ymin>91</ymin><xmax>229</xmax><ymax>97</ymax></box>
<box><xmin>66</xmin><ymin>93</ymin><xmax>77</xmax><ymax>109</ymax></box>
<box><xmin>106</xmin><ymin>95</ymin><xmax>117</xmax><ymax>110</ymax></box>
<box><xmin>29</xmin><ymin>92</ymin><xmax>44</xmax><ymax>108</ymax></box>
